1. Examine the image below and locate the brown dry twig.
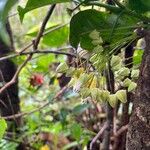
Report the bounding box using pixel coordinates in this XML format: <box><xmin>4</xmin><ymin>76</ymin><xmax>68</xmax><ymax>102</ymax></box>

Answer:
<box><xmin>111</xmin><ymin>124</ymin><xmax>128</xmax><ymax>141</ymax></box>
<box><xmin>90</xmin><ymin>122</ymin><xmax>108</xmax><ymax>150</ymax></box>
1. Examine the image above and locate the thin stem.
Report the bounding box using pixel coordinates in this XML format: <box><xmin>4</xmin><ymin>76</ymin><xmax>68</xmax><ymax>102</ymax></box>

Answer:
<box><xmin>90</xmin><ymin>123</ymin><xmax>108</xmax><ymax>150</ymax></box>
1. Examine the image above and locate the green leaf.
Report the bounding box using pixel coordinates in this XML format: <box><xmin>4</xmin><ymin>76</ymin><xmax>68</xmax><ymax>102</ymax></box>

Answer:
<box><xmin>26</xmin><ymin>24</ymin><xmax>69</xmax><ymax>47</ymax></box>
<box><xmin>0</xmin><ymin>119</ymin><xmax>7</xmax><ymax>139</ymax></box>
<box><xmin>50</xmin><ymin>122</ymin><xmax>62</xmax><ymax>134</ymax></box>
<box><xmin>32</xmin><ymin>54</ymin><xmax>55</xmax><ymax>72</ymax></box>
<box><xmin>0</xmin><ymin>0</ymin><xmax>18</xmax><ymax>45</ymax></box>
<box><xmin>72</xmin><ymin>104</ymin><xmax>90</xmax><ymax>115</ymax></box>
<box><xmin>70</xmin><ymin>9</ymin><xmax>108</xmax><ymax>50</ymax></box>
<box><xmin>18</xmin><ymin>0</ymin><xmax>71</xmax><ymax>22</ymax></box>
<box><xmin>42</xmin><ymin>26</ymin><xmax>69</xmax><ymax>47</ymax></box>
<box><xmin>69</xmin><ymin>9</ymin><xmax>138</xmax><ymax>51</ymax></box>
<box><xmin>133</xmin><ymin>50</ymin><xmax>144</xmax><ymax>65</ymax></box>
<box><xmin>127</xmin><ymin>0</ymin><xmax>150</xmax><ymax>14</ymax></box>
<box><xmin>70</xmin><ymin>123</ymin><xmax>82</xmax><ymax>141</ymax></box>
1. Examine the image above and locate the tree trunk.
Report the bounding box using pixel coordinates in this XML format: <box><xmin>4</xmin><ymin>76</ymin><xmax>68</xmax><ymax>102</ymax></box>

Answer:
<box><xmin>0</xmin><ymin>22</ymin><xmax>26</xmax><ymax>149</ymax></box>
<box><xmin>126</xmin><ymin>30</ymin><xmax>150</xmax><ymax>149</ymax></box>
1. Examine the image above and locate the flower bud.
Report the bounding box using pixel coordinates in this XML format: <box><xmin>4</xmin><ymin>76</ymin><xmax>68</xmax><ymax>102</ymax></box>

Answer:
<box><xmin>56</xmin><ymin>62</ymin><xmax>68</xmax><ymax>73</ymax></box>
<box><xmin>109</xmin><ymin>94</ymin><xmax>118</xmax><ymax>108</ymax></box>
<box><xmin>116</xmin><ymin>90</ymin><xmax>127</xmax><ymax>103</ymax></box>
<box><xmin>111</xmin><ymin>55</ymin><xmax>122</xmax><ymax>68</ymax></box>
<box><xmin>131</xmin><ymin>69</ymin><xmax>139</xmax><ymax>79</ymax></box>
<box><xmin>128</xmin><ymin>82</ymin><xmax>137</xmax><ymax>92</ymax></box>
<box><xmin>123</xmin><ymin>78</ymin><xmax>132</xmax><ymax>87</ymax></box>
<box><xmin>117</xmin><ymin>67</ymin><xmax>130</xmax><ymax>77</ymax></box>
<box><xmin>89</xmin><ymin>30</ymin><xmax>100</xmax><ymax>40</ymax></box>
<box><xmin>100</xmin><ymin>90</ymin><xmax>110</xmax><ymax>102</ymax></box>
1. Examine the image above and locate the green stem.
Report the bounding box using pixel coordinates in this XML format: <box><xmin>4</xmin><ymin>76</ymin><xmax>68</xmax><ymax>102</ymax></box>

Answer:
<box><xmin>85</xmin><ymin>1</ymin><xmax>122</xmax><ymax>13</ymax></box>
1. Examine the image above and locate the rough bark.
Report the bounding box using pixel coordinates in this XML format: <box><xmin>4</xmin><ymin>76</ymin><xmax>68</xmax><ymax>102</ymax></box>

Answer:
<box><xmin>126</xmin><ymin>30</ymin><xmax>150</xmax><ymax>150</ymax></box>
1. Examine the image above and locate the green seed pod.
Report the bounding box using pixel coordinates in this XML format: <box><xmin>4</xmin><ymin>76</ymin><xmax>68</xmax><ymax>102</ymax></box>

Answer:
<box><xmin>109</xmin><ymin>94</ymin><xmax>118</xmax><ymax>108</ymax></box>
<box><xmin>128</xmin><ymin>82</ymin><xmax>137</xmax><ymax>92</ymax></box>
<box><xmin>56</xmin><ymin>62</ymin><xmax>68</xmax><ymax>73</ymax></box>
<box><xmin>123</xmin><ymin>78</ymin><xmax>132</xmax><ymax>87</ymax></box>
<box><xmin>89</xmin><ymin>30</ymin><xmax>100</xmax><ymax>40</ymax></box>
<box><xmin>116</xmin><ymin>90</ymin><xmax>127</xmax><ymax>103</ymax></box>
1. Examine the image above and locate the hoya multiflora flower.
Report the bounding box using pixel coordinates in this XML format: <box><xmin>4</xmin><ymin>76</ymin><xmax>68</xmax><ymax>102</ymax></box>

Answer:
<box><xmin>89</xmin><ymin>30</ymin><xmax>103</xmax><ymax>44</ymax></box>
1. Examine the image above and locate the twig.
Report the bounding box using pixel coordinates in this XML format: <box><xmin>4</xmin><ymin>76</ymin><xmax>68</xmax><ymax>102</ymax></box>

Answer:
<box><xmin>90</xmin><ymin>123</ymin><xmax>108</xmax><ymax>150</ymax></box>
<box><xmin>0</xmin><ymin>46</ymin><xmax>73</xmax><ymax>61</ymax></box>
<box><xmin>111</xmin><ymin>124</ymin><xmax>128</xmax><ymax>141</ymax></box>
<box><xmin>19</xmin><ymin>42</ymin><xmax>33</xmax><ymax>54</ymax></box>
<box><xmin>115</xmin><ymin>125</ymin><xmax>128</xmax><ymax>138</ymax></box>
<box><xmin>3</xmin><ymin>86</ymin><xmax>67</xmax><ymax>120</ymax></box>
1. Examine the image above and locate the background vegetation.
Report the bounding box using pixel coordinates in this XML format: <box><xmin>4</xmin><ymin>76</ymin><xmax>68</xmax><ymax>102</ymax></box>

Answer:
<box><xmin>0</xmin><ymin>0</ymin><xmax>149</xmax><ymax>150</ymax></box>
